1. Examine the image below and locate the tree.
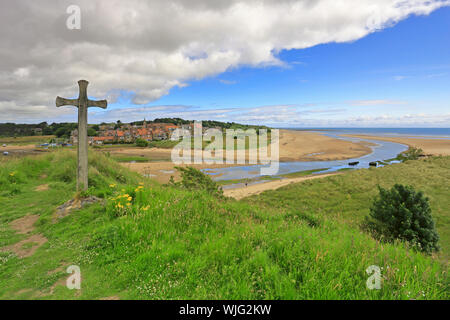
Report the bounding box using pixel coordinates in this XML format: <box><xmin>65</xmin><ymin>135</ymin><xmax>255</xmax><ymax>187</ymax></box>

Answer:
<box><xmin>169</xmin><ymin>167</ymin><xmax>224</xmax><ymax>198</ymax></box>
<box><xmin>87</xmin><ymin>128</ymin><xmax>98</xmax><ymax>137</ymax></box>
<box><xmin>55</xmin><ymin>127</ymin><xmax>67</xmax><ymax>138</ymax></box>
<box><xmin>168</xmin><ymin>166</ymin><xmax>223</xmax><ymax>198</ymax></box>
<box><xmin>43</xmin><ymin>127</ymin><xmax>53</xmax><ymax>135</ymax></box>
<box><xmin>365</xmin><ymin>184</ymin><xmax>439</xmax><ymax>254</ymax></box>
<box><xmin>135</xmin><ymin>138</ymin><xmax>149</xmax><ymax>147</ymax></box>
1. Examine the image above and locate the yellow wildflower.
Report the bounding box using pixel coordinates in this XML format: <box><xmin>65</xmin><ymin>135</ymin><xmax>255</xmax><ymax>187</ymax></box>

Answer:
<box><xmin>109</xmin><ymin>184</ymin><xmax>116</xmax><ymax>188</ymax></box>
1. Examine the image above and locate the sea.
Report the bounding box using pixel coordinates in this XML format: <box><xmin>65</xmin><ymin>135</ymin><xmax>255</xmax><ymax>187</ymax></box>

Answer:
<box><xmin>286</xmin><ymin>128</ymin><xmax>450</xmax><ymax>139</ymax></box>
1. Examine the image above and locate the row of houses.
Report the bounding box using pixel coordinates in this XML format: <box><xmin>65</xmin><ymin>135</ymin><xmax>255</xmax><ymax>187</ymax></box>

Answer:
<box><xmin>71</xmin><ymin>121</ymin><xmax>189</xmax><ymax>145</ymax></box>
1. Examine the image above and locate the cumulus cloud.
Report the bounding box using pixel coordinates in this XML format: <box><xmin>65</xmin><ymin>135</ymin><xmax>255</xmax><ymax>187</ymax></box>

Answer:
<box><xmin>0</xmin><ymin>0</ymin><xmax>449</xmax><ymax>122</ymax></box>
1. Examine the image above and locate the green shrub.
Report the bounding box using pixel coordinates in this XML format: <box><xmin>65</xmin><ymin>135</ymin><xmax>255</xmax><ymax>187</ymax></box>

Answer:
<box><xmin>399</xmin><ymin>147</ymin><xmax>423</xmax><ymax>161</ymax></box>
<box><xmin>365</xmin><ymin>184</ymin><xmax>439</xmax><ymax>254</ymax></box>
<box><xmin>135</xmin><ymin>139</ymin><xmax>149</xmax><ymax>147</ymax></box>
<box><xmin>168</xmin><ymin>166</ymin><xmax>224</xmax><ymax>198</ymax></box>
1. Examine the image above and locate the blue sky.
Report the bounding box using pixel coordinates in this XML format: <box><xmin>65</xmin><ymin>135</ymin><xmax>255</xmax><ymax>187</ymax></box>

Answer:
<box><xmin>97</xmin><ymin>6</ymin><xmax>450</xmax><ymax>127</ymax></box>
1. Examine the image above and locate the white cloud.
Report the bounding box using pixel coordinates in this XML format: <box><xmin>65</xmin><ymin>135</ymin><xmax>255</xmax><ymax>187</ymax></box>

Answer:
<box><xmin>393</xmin><ymin>75</ymin><xmax>408</xmax><ymax>81</ymax></box>
<box><xmin>219</xmin><ymin>79</ymin><xmax>237</xmax><ymax>85</ymax></box>
<box><xmin>348</xmin><ymin>99</ymin><xmax>407</xmax><ymax>106</ymax></box>
<box><xmin>0</xmin><ymin>0</ymin><xmax>449</xmax><ymax>122</ymax></box>
<box><xmin>425</xmin><ymin>72</ymin><xmax>447</xmax><ymax>78</ymax></box>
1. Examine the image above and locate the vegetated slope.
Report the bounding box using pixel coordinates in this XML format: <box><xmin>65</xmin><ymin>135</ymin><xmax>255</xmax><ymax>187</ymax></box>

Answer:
<box><xmin>245</xmin><ymin>156</ymin><xmax>450</xmax><ymax>261</ymax></box>
<box><xmin>0</xmin><ymin>150</ymin><xmax>447</xmax><ymax>299</ymax></box>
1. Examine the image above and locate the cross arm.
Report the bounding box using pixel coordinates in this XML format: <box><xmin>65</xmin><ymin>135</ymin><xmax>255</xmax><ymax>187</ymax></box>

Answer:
<box><xmin>56</xmin><ymin>97</ymin><xmax>79</xmax><ymax>107</ymax></box>
<box><xmin>88</xmin><ymin>99</ymin><xmax>108</xmax><ymax>109</ymax></box>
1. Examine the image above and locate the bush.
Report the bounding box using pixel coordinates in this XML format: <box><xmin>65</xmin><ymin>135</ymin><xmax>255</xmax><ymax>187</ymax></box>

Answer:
<box><xmin>135</xmin><ymin>139</ymin><xmax>149</xmax><ymax>147</ymax></box>
<box><xmin>364</xmin><ymin>184</ymin><xmax>439</xmax><ymax>254</ymax></box>
<box><xmin>399</xmin><ymin>147</ymin><xmax>423</xmax><ymax>161</ymax></box>
<box><xmin>168</xmin><ymin>166</ymin><xmax>224</xmax><ymax>198</ymax></box>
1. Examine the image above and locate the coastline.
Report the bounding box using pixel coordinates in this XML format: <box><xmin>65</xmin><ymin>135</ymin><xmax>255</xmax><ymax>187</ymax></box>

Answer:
<box><xmin>341</xmin><ymin>134</ymin><xmax>450</xmax><ymax>156</ymax></box>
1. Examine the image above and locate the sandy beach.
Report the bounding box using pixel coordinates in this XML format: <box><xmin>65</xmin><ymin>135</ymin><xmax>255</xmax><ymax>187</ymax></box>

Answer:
<box><xmin>342</xmin><ymin>134</ymin><xmax>450</xmax><ymax>156</ymax></box>
<box><xmin>223</xmin><ymin>172</ymin><xmax>341</xmax><ymax>200</ymax></box>
<box><xmin>277</xmin><ymin>130</ymin><xmax>374</xmax><ymax>161</ymax></box>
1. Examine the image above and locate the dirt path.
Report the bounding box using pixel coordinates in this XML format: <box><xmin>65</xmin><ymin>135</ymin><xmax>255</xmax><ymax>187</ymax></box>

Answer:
<box><xmin>224</xmin><ymin>172</ymin><xmax>341</xmax><ymax>200</ymax></box>
<box><xmin>35</xmin><ymin>184</ymin><xmax>49</xmax><ymax>191</ymax></box>
<box><xmin>9</xmin><ymin>215</ymin><xmax>40</xmax><ymax>234</ymax></box>
<box><xmin>2</xmin><ymin>214</ymin><xmax>47</xmax><ymax>258</ymax></box>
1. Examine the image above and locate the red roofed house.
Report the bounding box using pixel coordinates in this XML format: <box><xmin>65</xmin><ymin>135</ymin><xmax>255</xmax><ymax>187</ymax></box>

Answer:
<box><xmin>91</xmin><ymin>136</ymin><xmax>115</xmax><ymax>145</ymax></box>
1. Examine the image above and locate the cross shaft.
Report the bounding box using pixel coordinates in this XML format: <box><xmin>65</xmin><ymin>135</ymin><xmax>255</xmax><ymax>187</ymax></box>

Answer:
<box><xmin>56</xmin><ymin>80</ymin><xmax>107</xmax><ymax>191</ymax></box>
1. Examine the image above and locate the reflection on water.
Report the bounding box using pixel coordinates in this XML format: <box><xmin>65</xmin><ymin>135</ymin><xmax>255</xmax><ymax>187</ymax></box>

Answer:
<box><xmin>202</xmin><ymin>132</ymin><xmax>409</xmax><ymax>182</ymax></box>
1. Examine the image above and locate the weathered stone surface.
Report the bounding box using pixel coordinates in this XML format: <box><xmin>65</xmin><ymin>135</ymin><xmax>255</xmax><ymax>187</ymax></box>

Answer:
<box><xmin>54</xmin><ymin>196</ymin><xmax>103</xmax><ymax>220</ymax></box>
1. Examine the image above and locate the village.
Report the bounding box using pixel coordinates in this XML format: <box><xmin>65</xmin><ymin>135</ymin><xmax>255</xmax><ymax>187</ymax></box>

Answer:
<box><xmin>70</xmin><ymin>120</ymin><xmax>194</xmax><ymax>145</ymax></box>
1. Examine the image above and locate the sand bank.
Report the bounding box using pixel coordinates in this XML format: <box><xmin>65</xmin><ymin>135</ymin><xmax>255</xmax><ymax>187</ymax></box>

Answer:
<box><xmin>223</xmin><ymin>172</ymin><xmax>341</xmax><ymax>200</ymax></box>
<box><xmin>342</xmin><ymin>134</ymin><xmax>450</xmax><ymax>156</ymax></box>
<box><xmin>277</xmin><ymin>130</ymin><xmax>373</xmax><ymax>161</ymax></box>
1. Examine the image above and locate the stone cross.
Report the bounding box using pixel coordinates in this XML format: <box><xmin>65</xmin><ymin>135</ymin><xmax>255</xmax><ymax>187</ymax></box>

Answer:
<box><xmin>56</xmin><ymin>80</ymin><xmax>107</xmax><ymax>191</ymax></box>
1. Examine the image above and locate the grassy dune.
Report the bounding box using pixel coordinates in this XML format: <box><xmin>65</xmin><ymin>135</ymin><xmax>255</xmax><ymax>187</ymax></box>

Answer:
<box><xmin>0</xmin><ymin>150</ymin><xmax>448</xmax><ymax>299</ymax></box>
<box><xmin>245</xmin><ymin>157</ymin><xmax>450</xmax><ymax>261</ymax></box>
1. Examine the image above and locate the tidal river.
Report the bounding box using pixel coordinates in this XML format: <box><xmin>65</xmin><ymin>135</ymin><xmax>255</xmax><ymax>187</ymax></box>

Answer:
<box><xmin>201</xmin><ymin>132</ymin><xmax>409</xmax><ymax>185</ymax></box>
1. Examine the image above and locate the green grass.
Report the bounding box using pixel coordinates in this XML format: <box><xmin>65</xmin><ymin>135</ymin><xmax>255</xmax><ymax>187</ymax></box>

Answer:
<box><xmin>0</xmin><ymin>135</ymin><xmax>56</xmax><ymax>145</ymax></box>
<box><xmin>0</xmin><ymin>150</ymin><xmax>448</xmax><ymax>299</ymax></box>
<box><xmin>148</xmin><ymin>140</ymin><xmax>181</xmax><ymax>149</ymax></box>
<box><xmin>337</xmin><ymin>168</ymin><xmax>355</xmax><ymax>172</ymax></box>
<box><xmin>110</xmin><ymin>156</ymin><xmax>151</xmax><ymax>163</ymax></box>
<box><xmin>217</xmin><ymin>168</ymin><xmax>330</xmax><ymax>186</ymax></box>
<box><xmin>245</xmin><ymin>157</ymin><xmax>450</xmax><ymax>262</ymax></box>
<box><xmin>278</xmin><ymin>168</ymin><xmax>329</xmax><ymax>178</ymax></box>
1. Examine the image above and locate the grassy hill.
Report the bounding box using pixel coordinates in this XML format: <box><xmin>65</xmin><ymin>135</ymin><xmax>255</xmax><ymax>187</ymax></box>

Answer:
<box><xmin>0</xmin><ymin>150</ymin><xmax>448</xmax><ymax>299</ymax></box>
